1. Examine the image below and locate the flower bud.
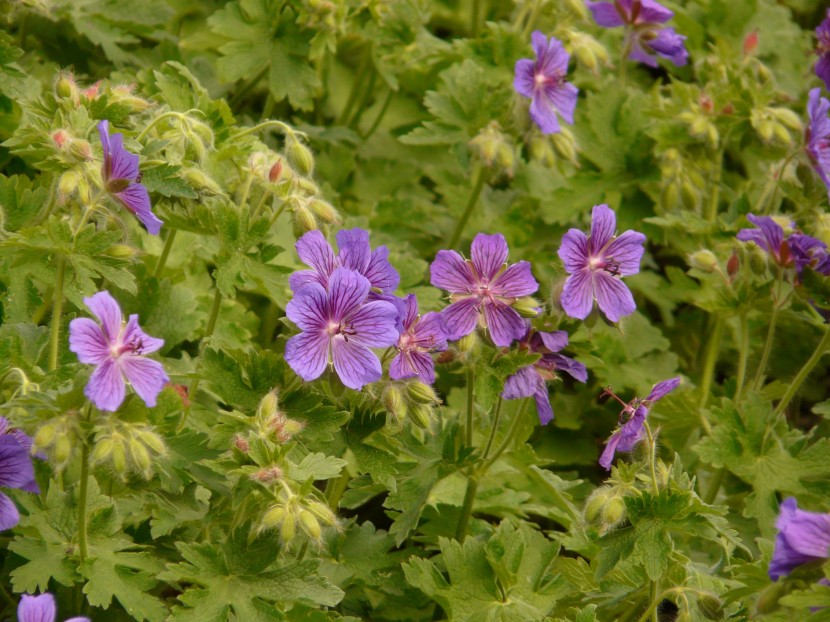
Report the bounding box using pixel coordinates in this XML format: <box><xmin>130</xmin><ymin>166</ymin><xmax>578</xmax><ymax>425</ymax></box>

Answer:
<box><xmin>104</xmin><ymin>244</ymin><xmax>137</xmax><ymax>259</ymax></box>
<box><xmin>408</xmin><ymin>403</ymin><xmax>433</xmax><ymax>429</ymax></box>
<box><xmin>111</xmin><ymin>438</ymin><xmax>127</xmax><ymax>475</ymax></box>
<box><xmin>34</xmin><ymin>424</ymin><xmax>57</xmax><ymax>449</ymax></box>
<box><xmin>528</xmin><ymin>136</ymin><xmax>556</xmax><ymax>168</ymax></box>
<box><xmin>129</xmin><ymin>439</ymin><xmax>152</xmax><ymax>476</ymax></box>
<box><xmin>456</xmin><ymin>332</ymin><xmax>477</xmax><ymax>353</ymax></box>
<box><xmin>91</xmin><ymin>437</ymin><xmax>114</xmax><ymax>464</ymax></box>
<box><xmin>697</xmin><ymin>594</ymin><xmax>723</xmax><ymax>620</ymax></box>
<box><xmin>181</xmin><ymin>168</ymin><xmax>223</xmax><ymax>195</ymax></box>
<box><xmin>600</xmin><ymin>496</ymin><xmax>626</xmax><ymax>528</ymax></box>
<box><xmin>138</xmin><ymin>429</ymin><xmax>165</xmax><ymax>455</ymax></box>
<box><xmin>251</xmin><ymin>466</ymin><xmax>283</xmax><ymax>483</ymax></box>
<box><xmin>269</xmin><ymin>160</ymin><xmax>283</xmax><ymax>182</ymax></box>
<box><xmin>568</xmin><ymin>30</ymin><xmax>608</xmax><ymax>75</ymax></box>
<box><xmin>756</xmin><ymin>581</ymin><xmax>787</xmax><ymax>614</ymax></box>
<box><xmin>308</xmin><ymin>198</ymin><xmax>339</xmax><ymax>225</ymax></box>
<box><xmin>299</xmin><ymin>510</ymin><xmax>322</xmax><ymax>540</ymax></box>
<box><xmin>680</xmin><ymin>180</ymin><xmax>699</xmax><ymax>211</ymax></box>
<box><xmin>771</xmin><ymin>107</ymin><xmax>802</xmax><ymax>132</ymax></box>
<box><xmin>383</xmin><ymin>385</ymin><xmax>407</xmax><ymax>422</ymax></box>
<box><xmin>82</xmin><ymin>81</ymin><xmax>101</xmax><ymax>100</ymax></box>
<box><xmin>469</xmin><ymin>124</ymin><xmax>501</xmax><ymax>166</ymax></box>
<box><xmin>688</xmin><ymin>250</ymin><xmax>718</xmax><ymax>273</ymax></box>
<box><xmin>67</xmin><ymin>139</ymin><xmax>92</xmax><ymax>162</ymax></box>
<box><xmin>564</xmin><ymin>0</ymin><xmax>588</xmax><ymax>19</ymax></box>
<box><xmin>285</xmin><ymin>135</ymin><xmax>314</xmax><ymax>177</ymax></box>
<box><xmin>281</xmin><ymin>510</ymin><xmax>296</xmax><ymax>542</ymax></box>
<box><xmin>55</xmin><ymin>73</ymin><xmax>78</xmax><ymax>101</ymax></box>
<box><xmin>292</xmin><ymin>203</ymin><xmax>317</xmax><ymax>237</ymax></box>
<box><xmin>306</xmin><ymin>500</ymin><xmax>337</xmax><ymax>526</ymax></box>
<box><xmin>514</xmin><ymin>296</ymin><xmax>541</xmax><ymax>318</ymax></box>
<box><xmin>52</xmin><ymin>130</ymin><xmax>69</xmax><ymax>148</ymax></box>
<box><xmin>495</xmin><ymin>143</ymin><xmax>515</xmax><ymax>177</ymax></box>
<box><xmin>278</xmin><ymin>419</ymin><xmax>305</xmax><ymax>442</ymax></box>
<box><xmin>406</xmin><ymin>381</ymin><xmax>439</xmax><ymax>405</ymax></box>
<box><xmin>110</xmin><ymin>85</ymin><xmax>150</xmax><ymax>112</ymax></box>
<box><xmin>743</xmin><ymin>30</ymin><xmax>759</xmax><ymax>57</ymax></box>
<box><xmin>257</xmin><ymin>390</ymin><xmax>279</xmax><ymax>420</ymax></box>
<box><xmin>551</xmin><ymin>128</ymin><xmax>578</xmax><ymax>164</ymax></box>
<box><xmin>57</xmin><ymin>171</ymin><xmax>79</xmax><ymax>202</ymax></box>
<box><xmin>748</xmin><ymin>247</ymin><xmax>768</xmax><ymax>275</ymax></box>
<box><xmin>726</xmin><ymin>252</ymin><xmax>740</xmax><ymax>279</ymax></box>
<box><xmin>583</xmin><ymin>492</ymin><xmax>607</xmax><ymax>523</ymax></box>
<box><xmin>54</xmin><ymin>434</ymin><xmax>72</xmax><ymax>467</ymax></box>
<box><xmin>262</xmin><ymin>505</ymin><xmax>287</xmax><ymax>529</ymax></box>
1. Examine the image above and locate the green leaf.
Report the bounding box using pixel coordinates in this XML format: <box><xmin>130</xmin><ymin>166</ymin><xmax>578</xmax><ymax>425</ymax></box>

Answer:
<box><xmin>0</xmin><ymin>173</ymin><xmax>48</xmax><ymax>232</ymax></box>
<box><xmin>200</xmin><ymin>347</ymin><xmax>284</xmax><ymax>411</ymax></box>
<box><xmin>289</xmin><ymin>452</ymin><xmax>347</xmax><ymax>481</ymax></box>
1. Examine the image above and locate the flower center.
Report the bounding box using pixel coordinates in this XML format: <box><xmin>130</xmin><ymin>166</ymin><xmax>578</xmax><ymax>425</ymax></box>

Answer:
<box><xmin>327</xmin><ymin>320</ymin><xmax>357</xmax><ymax>342</ymax></box>
<box><xmin>588</xmin><ymin>255</ymin><xmax>621</xmax><ymax>276</ymax></box>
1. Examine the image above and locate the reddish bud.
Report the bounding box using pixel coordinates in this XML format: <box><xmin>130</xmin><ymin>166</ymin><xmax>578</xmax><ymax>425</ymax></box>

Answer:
<box><xmin>82</xmin><ymin>81</ymin><xmax>102</xmax><ymax>100</ymax></box>
<box><xmin>743</xmin><ymin>30</ymin><xmax>759</xmax><ymax>57</ymax></box>
<box><xmin>234</xmin><ymin>435</ymin><xmax>250</xmax><ymax>452</ymax></box>
<box><xmin>269</xmin><ymin>160</ymin><xmax>283</xmax><ymax>182</ymax></box>
<box><xmin>251</xmin><ymin>466</ymin><xmax>283</xmax><ymax>483</ymax></box>
<box><xmin>721</xmin><ymin>103</ymin><xmax>735</xmax><ymax>115</ymax></box>
<box><xmin>726</xmin><ymin>252</ymin><xmax>740</xmax><ymax>280</ymax></box>
<box><xmin>168</xmin><ymin>383</ymin><xmax>190</xmax><ymax>407</ymax></box>
<box><xmin>52</xmin><ymin>130</ymin><xmax>69</xmax><ymax>148</ymax></box>
<box><xmin>699</xmin><ymin>95</ymin><xmax>714</xmax><ymax>115</ymax></box>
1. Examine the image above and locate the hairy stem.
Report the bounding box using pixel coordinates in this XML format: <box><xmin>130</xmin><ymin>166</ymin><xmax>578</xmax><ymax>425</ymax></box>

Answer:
<box><xmin>465</xmin><ymin>367</ymin><xmax>476</xmax><ymax>447</ymax></box>
<box><xmin>643</xmin><ymin>421</ymin><xmax>660</xmax><ymax>496</ymax></box>
<box><xmin>481</xmin><ymin>396</ymin><xmax>503</xmax><ymax>461</ymax></box>
<box><xmin>774</xmin><ymin>326</ymin><xmax>830</xmax><ymax>418</ymax></box>
<box><xmin>455</xmin><ymin>475</ymin><xmax>479</xmax><ymax>541</ymax></box>
<box><xmin>697</xmin><ymin>316</ymin><xmax>724</xmax><ymax>434</ymax></box>
<box><xmin>752</xmin><ymin>305</ymin><xmax>780</xmax><ymax>391</ymax></box>
<box><xmin>47</xmin><ymin>256</ymin><xmax>66</xmax><ymax>372</ymax></box>
<box><xmin>154</xmin><ymin>227</ymin><xmax>178</xmax><ymax>278</ymax></box>
<box><xmin>480</xmin><ymin>398</ymin><xmax>527</xmax><ymax>474</ymax></box>
<box><xmin>78</xmin><ymin>441</ymin><xmax>90</xmax><ymax>561</ymax></box>
<box><xmin>734</xmin><ymin>313</ymin><xmax>750</xmax><ymax>400</ymax></box>
<box><xmin>448</xmin><ymin>166</ymin><xmax>487</xmax><ymax>250</ymax></box>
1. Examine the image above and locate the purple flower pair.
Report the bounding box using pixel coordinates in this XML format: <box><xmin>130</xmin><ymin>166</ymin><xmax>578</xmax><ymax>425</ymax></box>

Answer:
<box><xmin>587</xmin><ymin>0</ymin><xmax>688</xmax><ymax>67</ymax></box>
<box><xmin>514</xmin><ymin>32</ymin><xmax>579</xmax><ymax>135</ymax></box>
<box><xmin>558</xmin><ymin>204</ymin><xmax>645</xmax><ymax>323</ymax></box>
<box><xmin>97</xmin><ymin>121</ymin><xmax>162</xmax><ymax>235</ymax></box>
<box><xmin>599</xmin><ymin>377</ymin><xmax>680</xmax><ymax>470</ymax></box>
<box><xmin>430</xmin><ymin>233</ymin><xmax>539</xmax><ymax>347</ymax></box>
<box><xmin>769</xmin><ymin>497</ymin><xmax>830</xmax><ymax>581</ymax></box>
<box><xmin>69</xmin><ymin>291</ymin><xmax>169</xmax><ymax>412</ymax></box>
<box><xmin>0</xmin><ymin>418</ymin><xmax>39</xmax><ymax>531</ymax></box>
<box><xmin>17</xmin><ymin>593</ymin><xmax>89</xmax><ymax>622</ymax></box>
<box><xmin>501</xmin><ymin>326</ymin><xmax>587</xmax><ymax>425</ymax></box>
<box><xmin>737</xmin><ymin>214</ymin><xmax>830</xmax><ymax>277</ymax></box>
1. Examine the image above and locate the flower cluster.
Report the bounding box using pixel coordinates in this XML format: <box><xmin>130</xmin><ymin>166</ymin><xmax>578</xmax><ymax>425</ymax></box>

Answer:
<box><xmin>587</xmin><ymin>0</ymin><xmax>688</xmax><ymax>67</ymax></box>
<box><xmin>737</xmin><ymin>213</ymin><xmax>830</xmax><ymax>277</ymax></box>
<box><xmin>0</xmin><ymin>418</ymin><xmax>39</xmax><ymax>531</ymax></box>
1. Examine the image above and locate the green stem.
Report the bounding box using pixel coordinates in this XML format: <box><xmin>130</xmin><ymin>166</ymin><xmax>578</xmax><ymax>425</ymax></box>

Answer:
<box><xmin>233</xmin><ymin>120</ymin><xmax>306</xmax><ymax>142</ymax></box>
<box><xmin>619</xmin><ymin>35</ymin><xmax>633</xmax><ymax>85</ymax></box>
<box><xmin>360</xmin><ymin>89</ymin><xmax>394</xmax><ymax>139</ymax></box>
<box><xmin>471</xmin><ymin>0</ymin><xmax>482</xmax><ymax>37</ymax></box>
<box><xmin>47</xmin><ymin>256</ymin><xmax>66</xmax><ymax>372</ymax></box>
<box><xmin>702</xmin><ymin>467</ymin><xmax>725</xmax><ymax>505</ymax></box>
<box><xmin>447</xmin><ymin>166</ymin><xmax>487</xmax><ymax>250</ymax></box>
<box><xmin>136</xmin><ymin>110</ymin><xmax>203</xmax><ymax>142</ymax></box>
<box><xmin>734</xmin><ymin>313</ymin><xmax>750</xmax><ymax>400</ymax></box>
<box><xmin>348</xmin><ymin>70</ymin><xmax>376</xmax><ymax>129</ymax></box>
<box><xmin>643</xmin><ymin>421</ymin><xmax>660</xmax><ymax>495</ymax></box>
<box><xmin>481</xmin><ymin>396</ymin><xmax>503</xmax><ymax>460</ymax></box>
<box><xmin>705</xmin><ymin>146</ymin><xmax>725</xmax><ymax>222</ymax></box>
<box><xmin>154</xmin><ymin>227</ymin><xmax>177</xmax><ymax>278</ymax></box>
<box><xmin>0</xmin><ymin>581</ymin><xmax>16</xmax><ymax>609</ymax></box>
<box><xmin>752</xmin><ymin>305</ymin><xmax>780</xmax><ymax>391</ymax></box>
<box><xmin>455</xmin><ymin>476</ymin><xmax>479</xmax><ymax>541</ymax></box>
<box><xmin>520</xmin><ymin>0</ymin><xmax>541</xmax><ymax>38</ymax></box>
<box><xmin>465</xmin><ymin>367</ymin><xmax>475</xmax><ymax>447</ymax></box>
<box><xmin>755</xmin><ymin>151</ymin><xmax>798</xmax><ymax>214</ymax></box>
<box><xmin>227</xmin><ymin>65</ymin><xmax>269</xmax><ymax>109</ymax></box>
<box><xmin>31</xmin><ymin>290</ymin><xmax>53</xmax><ymax>325</ymax></box>
<box><xmin>237</xmin><ymin>174</ymin><xmax>254</xmax><ymax>210</ymax></box>
<box><xmin>268</xmin><ymin>202</ymin><xmax>288</xmax><ymax>228</ymax></box>
<box><xmin>337</xmin><ymin>49</ymin><xmax>371</xmax><ymax>126</ymax></box>
<box><xmin>650</xmin><ymin>581</ymin><xmax>660</xmax><ymax>622</ymax></box>
<box><xmin>78</xmin><ymin>441</ymin><xmax>90</xmax><ymax>562</ymax></box>
<box><xmin>325</xmin><ymin>471</ymin><xmax>350</xmax><ymax>510</ymax></box>
<box><xmin>250</xmin><ymin>190</ymin><xmax>271</xmax><ymax>222</ymax></box>
<box><xmin>774</xmin><ymin>326</ymin><xmax>830</xmax><ymax>418</ymax></box>
<box><xmin>480</xmin><ymin>399</ymin><xmax>528</xmax><ymax>474</ymax></box>
<box><xmin>697</xmin><ymin>316</ymin><xmax>724</xmax><ymax>434</ymax></box>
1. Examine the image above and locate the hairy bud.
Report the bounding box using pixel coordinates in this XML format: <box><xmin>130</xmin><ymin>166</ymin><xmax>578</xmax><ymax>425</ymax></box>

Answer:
<box><xmin>406</xmin><ymin>381</ymin><xmax>439</xmax><ymax>405</ymax></box>
<box><xmin>281</xmin><ymin>510</ymin><xmax>296</xmax><ymax>542</ymax></box>
<box><xmin>299</xmin><ymin>510</ymin><xmax>322</xmax><ymax>540</ymax></box>
<box><xmin>408</xmin><ymin>403</ymin><xmax>433</xmax><ymax>429</ymax></box>
<box><xmin>383</xmin><ymin>385</ymin><xmax>407</xmax><ymax>422</ymax></box>
<box><xmin>308</xmin><ymin>198</ymin><xmax>340</xmax><ymax>225</ymax></box>
<box><xmin>688</xmin><ymin>250</ymin><xmax>718</xmax><ymax>273</ymax></box>
<box><xmin>292</xmin><ymin>202</ymin><xmax>317</xmax><ymax>237</ymax></box>
<box><xmin>514</xmin><ymin>296</ymin><xmax>541</xmax><ymax>318</ymax></box>
<box><xmin>34</xmin><ymin>424</ymin><xmax>57</xmax><ymax>449</ymax></box>
<box><xmin>285</xmin><ymin>134</ymin><xmax>315</xmax><ymax>177</ymax></box>
<box><xmin>261</xmin><ymin>505</ymin><xmax>287</xmax><ymax>529</ymax></box>
<box><xmin>54</xmin><ymin>433</ymin><xmax>72</xmax><ymax>467</ymax></box>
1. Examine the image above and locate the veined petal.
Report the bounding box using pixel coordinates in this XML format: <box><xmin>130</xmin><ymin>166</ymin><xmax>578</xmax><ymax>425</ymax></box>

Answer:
<box><xmin>492</xmin><ymin>261</ymin><xmax>539</xmax><ymax>298</ymax></box>
<box><xmin>347</xmin><ymin>300</ymin><xmax>399</xmax><ymax>348</ymax></box>
<box><xmin>120</xmin><ymin>355</ymin><xmax>169</xmax><ymax>408</ymax></box>
<box><xmin>547</xmin><ymin>353</ymin><xmax>588</xmax><ymax>383</ymax></box>
<box><xmin>589</xmin><ymin>204</ymin><xmax>616</xmax><ymax>254</ymax></box>
<box><xmin>529</xmin><ymin>91</ymin><xmax>561</xmax><ymax>134</ymax></box>
<box><xmin>336</xmin><ymin>228</ymin><xmax>371</xmax><ymax>272</ymax></box>
<box><xmin>0</xmin><ymin>492</ymin><xmax>20</xmax><ymax>532</ymax></box>
<box><xmin>68</xmin><ymin>318</ymin><xmax>110</xmax><ymax>364</ymax></box>
<box><xmin>401</xmin><ymin>294</ymin><xmax>419</xmax><ymax>330</ymax></box>
<box><xmin>0</xmin><ymin>437</ymin><xmax>35</xmax><ymax>489</ymax></box>
<box><xmin>502</xmin><ymin>366</ymin><xmax>539</xmax><ymax>400</ymax></box>
<box><xmin>85</xmin><ymin>359</ymin><xmax>126</xmax><ymax>412</ymax></box>
<box><xmin>514</xmin><ymin>59</ymin><xmax>537</xmax><ymax>98</ymax></box>
<box><xmin>285</xmin><ymin>331</ymin><xmax>328</xmax><ymax>382</ymax></box>
<box><xmin>98</xmin><ymin>120</ymin><xmax>111</xmax><ymax>161</ymax></box>
<box><xmin>560</xmin><ymin>271</ymin><xmax>594</xmax><ymax>320</ymax></box>
<box><xmin>531</xmin><ymin>30</ymin><xmax>549</xmax><ymax>65</ymax></box>
<box><xmin>365</xmin><ymin>246</ymin><xmax>400</xmax><ymax>293</ymax></box>
<box><xmin>604</xmin><ymin>229</ymin><xmax>646</xmax><ymax>276</ymax></box>
<box><xmin>629</xmin><ymin>39</ymin><xmax>658</xmax><ymax>67</ymax></box>
<box><xmin>637</xmin><ymin>0</ymin><xmax>674</xmax><ymax>24</ymax></box>
<box><xmin>817</xmin><ymin>54</ymin><xmax>830</xmax><ymax>92</ymax></box>
<box><xmin>537</xmin><ymin>35</ymin><xmax>570</xmax><ymax>77</ymax></box>
<box><xmin>289</xmin><ymin>269</ymin><xmax>327</xmax><ymax>292</ymax></box>
<box><xmin>413</xmin><ymin>311</ymin><xmax>448</xmax><ymax>351</ymax></box>
<box><xmin>84</xmin><ymin>291</ymin><xmax>122</xmax><ymax>344</ymax></box>
<box><xmin>440</xmin><ymin>297</ymin><xmax>479</xmax><ymax>341</ymax></box>
<box><xmin>122</xmin><ymin>315</ymin><xmax>164</xmax><ymax>354</ymax></box>
<box><xmin>483</xmin><ymin>302</ymin><xmax>526</xmax><ymax>347</ymax></box>
<box><xmin>286</xmin><ymin>283</ymin><xmax>329</xmax><ymax>331</ymax></box>
<box><xmin>430</xmin><ymin>250</ymin><xmax>475</xmax><ymax>293</ymax></box>
<box><xmin>17</xmin><ymin>593</ymin><xmax>57</xmax><ymax>622</ymax></box>
<box><xmin>558</xmin><ymin>228</ymin><xmax>590</xmax><ymax>274</ymax></box>
<box><xmin>546</xmin><ymin>82</ymin><xmax>578</xmax><ymax>125</ymax></box>
<box><xmin>114</xmin><ymin>184</ymin><xmax>162</xmax><ymax>235</ymax></box>
<box><xmin>593</xmin><ymin>271</ymin><xmax>636</xmax><ymax>322</ymax></box>
<box><xmin>537</xmin><ymin>330</ymin><xmax>568</xmax><ymax>353</ymax></box>
<box><xmin>533</xmin><ymin>384</ymin><xmax>554</xmax><ymax>425</ymax></box>
<box><xmin>295</xmin><ymin>230</ymin><xmax>336</xmax><ymax>280</ymax></box>
<box><xmin>599</xmin><ymin>431</ymin><xmax>623</xmax><ymax>470</ymax></box>
<box><xmin>471</xmin><ymin>233</ymin><xmax>509</xmax><ymax>282</ymax></box>
<box><xmin>586</xmin><ymin>1</ymin><xmax>626</xmax><ymax>27</ymax></box>
<box><xmin>331</xmin><ymin>340</ymin><xmax>381</xmax><ymax>390</ymax></box>
<box><xmin>390</xmin><ymin>350</ymin><xmax>435</xmax><ymax>384</ymax></box>
<box><xmin>104</xmin><ymin>130</ymin><xmax>140</xmax><ymax>181</ymax></box>
<box><xmin>328</xmin><ymin>268</ymin><xmax>370</xmax><ymax>322</ymax></box>
<box><xmin>646</xmin><ymin>377</ymin><xmax>681</xmax><ymax>402</ymax></box>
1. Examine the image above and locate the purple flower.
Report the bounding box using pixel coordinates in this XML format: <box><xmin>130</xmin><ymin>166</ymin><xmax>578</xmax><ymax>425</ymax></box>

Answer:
<box><xmin>816</xmin><ymin>10</ymin><xmax>830</xmax><ymax>91</ymax></box>
<box><xmin>736</xmin><ymin>214</ymin><xmax>793</xmax><ymax>267</ymax></box>
<box><xmin>97</xmin><ymin>120</ymin><xmax>162</xmax><ymax>235</ymax></box>
<box><xmin>807</xmin><ymin>88</ymin><xmax>830</xmax><ymax>200</ymax></box>
<box><xmin>790</xmin><ymin>233</ymin><xmax>830</xmax><ymax>276</ymax></box>
<box><xmin>389</xmin><ymin>294</ymin><xmax>448</xmax><ymax>384</ymax></box>
<box><xmin>514</xmin><ymin>32</ymin><xmax>579</xmax><ymax>135</ymax></box>
<box><xmin>68</xmin><ymin>291</ymin><xmax>169</xmax><ymax>412</ymax></box>
<box><xmin>558</xmin><ymin>204</ymin><xmax>645</xmax><ymax>322</ymax></box>
<box><xmin>0</xmin><ymin>418</ymin><xmax>39</xmax><ymax>531</ymax></box>
<box><xmin>587</xmin><ymin>0</ymin><xmax>688</xmax><ymax>67</ymax></box>
<box><xmin>430</xmin><ymin>233</ymin><xmax>539</xmax><ymax>347</ymax></box>
<box><xmin>18</xmin><ymin>593</ymin><xmax>89</xmax><ymax>622</ymax></box>
<box><xmin>285</xmin><ymin>267</ymin><xmax>399</xmax><ymax>390</ymax></box>
<box><xmin>289</xmin><ymin>229</ymin><xmax>399</xmax><ymax>296</ymax></box>
<box><xmin>769</xmin><ymin>498</ymin><xmax>830</xmax><ymax>581</ymax></box>
<box><xmin>599</xmin><ymin>377</ymin><xmax>680</xmax><ymax>470</ymax></box>
<box><xmin>501</xmin><ymin>326</ymin><xmax>588</xmax><ymax>425</ymax></box>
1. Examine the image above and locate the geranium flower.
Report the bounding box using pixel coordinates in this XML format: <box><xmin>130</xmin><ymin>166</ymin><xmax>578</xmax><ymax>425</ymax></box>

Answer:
<box><xmin>430</xmin><ymin>233</ymin><xmax>539</xmax><ymax>347</ymax></box>
<box><xmin>558</xmin><ymin>204</ymin><xmax>645</xmax><ymax>322</ymax></box>
<box><xmin>599</xmin><ymin>377</ymin><xmax>680</xmax><ymax>470</ymax></box>
<box><xmin>0</xmin><ymin>418</ymin><xmax>39</xmax><ymax>531</ymax></box>
<box><xmin>389</xmin><ymin>294</ymin><xmax>448</xmax><ymax>385</ymax></box>
<box><xmin>289</xmin><ymin>229</ymin><xmax>399</xmax><ymax>296</ymax></box>
<box><xmin>514</xmin><ymin>31</ymin><xmax>579</xmax><ymax>134</ymax></box>
<box><xmin>769</xmin><ymin>498</ymin><xmax>830</xmax><ymax>581</ymax></box>
<box><xmin>586</xmin><ymin>0</ymin><xmax>688</xmax><ymax>67</ymax></box>
<box><xmin>790</xmin><ymin>233</ymin><xmax>830</xmax><ymax>276</ymax></box>
<box><xmin>816</xmin><ymin>10</ymin><xmax>830</xmax><ymax>91</ymax></box>
<box><xmin>501</xmin><ymin>325</ymin><xmax>587</xmax><ymax>425</ymax></box>
<box><xmin>68</xmin><ymin>291</ymin><xmax>169</xmax><ymax>412</ymax></box>
<box><xmin>807</xmin><ymin>88</ymin><xmax>830</xmax><ymax>200</ymax></box>
<box><xmin>97</xmin><ymin>120</ymin><xmax>162</xmax><ymax>235</ymax></box>
<box><xmin>17</xmin><ymin>593</ymin><xmax>89</xmax><ymax>622</ymax></box>
<box><xmin>736</xmin><ymin>214</ymin><xmax>793</xmax><ymax>267</ymax></box>
<box><xmin>285</xmin><ymin>267</ymin><xmax>399</xmax><ymax>390</ymax></box>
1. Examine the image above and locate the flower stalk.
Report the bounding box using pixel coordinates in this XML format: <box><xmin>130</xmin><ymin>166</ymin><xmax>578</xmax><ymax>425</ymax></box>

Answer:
<box><xmin>47</xmin><ymin>256</ymin><xmax>66</xmax><ymax>372</ymax></box>
<box><xmin>447</xmin><ymin>166</ymin><xmax>486</xmax><ymax>250</ymax></box>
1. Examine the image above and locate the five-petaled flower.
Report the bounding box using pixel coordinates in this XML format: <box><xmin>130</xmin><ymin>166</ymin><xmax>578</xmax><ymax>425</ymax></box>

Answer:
<box><xmin>69</xmin><ymin>291</ymin><xmax>169</xmax><ymax>412</ymax></box>
<box><xmin>98</xmin><ymin>120</ymin><xmax>163</xmax><ymax>235</ymax></box>
<box><xmin>502</xmin><ymin>325</ymin><xmax>588</xmax><ymax>425</ymax></box>
<box><xmin>558</xmin><ymin>204</ymin><xmax>645</xmax><ymax>322</ymax></box>
<box><xmin>0</xmin><ymin>417</ymin><xmax>39</xmax><ymax>531</ymax></box>
<box><xmin>599</xmin><ymin>377</ymin><xmax>680</xmax><ymax>470</ymax></box>
<box><xmin>514</xmin><ymin>31</ymin><xmax>579</xmax><ymax>135</ymax></box>
<box><xmin>389</xmin><ymin>294</ymin><xmax>448</xmax><ymax>385</ymax></box>
<box><xmin>807</xmin><ymin>88</ymin><xmax>830</xmax><ymax>201</ymax></box>
<box><xmin>430</xmin><ymin>233</ymin><xmax>539</xmax><ymax>347</ymax></box>
<box><xmin>586</xmin><ymin>0</ymin><xmax>688</xmax><ymax>67</ymax></box>
<box><xmin>17</xmin><ymin>593</ymin><xmax>89</xmax><ymax>622</ymax></box>
<box><xmin>816</xmin><ymin>10</ymin><xmax>830</xmax><ymax>92</ymax></box>
<box><xmin>736</xmin><ymin>214</ymin><xmax>794</xmax><ymax>267</ymax></box>
<box><xmin>285</xmin><ymin>267</ymin><xmax>399</xmax><ymax>390</ymax></box>
<box><xmin>769</xmin><ymin>497</ymin><xmax>830</xmax><ymax>581</ymax></box>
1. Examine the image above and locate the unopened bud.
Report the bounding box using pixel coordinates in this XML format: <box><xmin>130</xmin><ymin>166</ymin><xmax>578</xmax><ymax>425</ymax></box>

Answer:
<box><xmin>90</xmin><ymin>437</ymin><xmax>114</xmax><ymax>464</ymax></box>
<box><xmin>34</xmin><ymin>424</ymin><xmax>57</xmax><ymax>449</ymax></box>
<box><xmin>756</xmin><ymin>581</ymin><xmax>787</xmax><ymax>614</ymax></box>
<box><xmin>55</xmin><ymin>73</ymin><xmax>77</xmax><ymax>100</ymax></box>
<box><xmin>697</xmin><ymin>594</ymin><xmax>723</xmax><ymax>620</ymax></box>
<box><xmin>771</xmin><ymin>108</ymin><xmax>802</xmax><ymax>132</ymax></box>
<box><xmin>748</xmin><ymin>247</ymin><xmax>768</xmax><ymax>275</ymax></box>
<box><xmin>408</xmin><ymin>403</ymin><xmax>433</xmax><ymax>429</ymax></box>
<box><xmin>112</xmin><ymin>439</ymin><xmax>127</xmax><ymax>474</ymax></box>
<box><xmin>308</xmin><ymin>198</ymin><xmax>339</xmax><ymax>224</ymax></box>
<box><xmin>456</xmin><ymin>332</ymin><xmax>477</xmax><ymax>353</ymax></box>
<box><xmin>406</xmin><ymin>381</ymin><xmax>439</xmax><ymax>405</ymax></box>
<box><xmin>583</xmin><ymin>492</ymin><xmax>606</xmax><ymax>523</ymax></box>
<box><xmin>564</xmin><ymin>0</ymin><xmax>588</xmax><ymax>19</ymax></box>
<box><xmin>601</xmin><ymin>496</ymin><xmax>626</xmax><ymax>527</ymax></box>
<box><xmin>281</xmin><ymin>510</ymin><xmax>296</xmax><ymax>542</ymax></box>
<box><xmin>726</xmin><ymin>253</ymin><xmax>740</xmax><ymax>279</ymax></box>
<box><xmin>514</xmin><ymin>296</ymin><xmax>541</xmax><ymax>318</ymax></box>
<box><xmin>680</xmin><ymin>180</ymin><xmax>699</xmax><ymax>210</ymax></box>
<box><xmin>743</xmin><ymin>30</ymin><xmax>759</xmax><ymax>57</ymax></box>
<box><xmin>292</xmin><ymin>203</ymin><xmax>317</xmax><ymax>237</ymax></box>
<box><xmin>181</xmin><ymin>168</ymin><xmax>223</xmax><ymax>195</ymax></box>
<box><xmin>262</xmin><ymin>505</ymin><xmax>287</xmax><ymax>529</ymax></box>
<box><xmin>257</xmin><ymin>390</ymin><xmax>279</xmax><ymax>420</ymax></box>
<box><xmin>129</xmin><ymin>439</ymin><xmax>152</xmax><ymax>475</ymax></box>
<box><xmin>54</xmin><ymin>434</ymin><xmax>72</xmax><ymax>466</ymax></box>
<box><xmin>688</xmin><ymin>250</ymin><xmax>718</xmax><ymax>273</ymax></box>
<box><xmin>528</xmin><ymin>136</ymin><xmax>556</xmax><ymax>168</ymax></box>
<box><xmin>569</xmin><ymin>31</ymin><xmax>608</xmax><ymax>75</ymax></box>
<box><xmin>269</xmin><ymin>160</ymin><xmax>283</xmax><ymax>182</ymax></box>
<box><xmin>52</xmin><ymin>130</ymin><xmax>69</xmax><ymax>148</ymax></box>
<box><xmin>57</xmin><ymin>171</ymin><xmax>79</xmax><ymax>201</ymax></box>
<box><xmin>105</xmin><ymin>244</ymin><xmax>137</xmax><ymax>259</ymax></box>
<box><xmin>285</xmin><ymin>135</ymin><xmax>314</xmax><ymax>177</ymax></box>
<box><xmin>82</xmin><ymin>81</ymin><xmax>101</xmax><ymax>100</ymax></box>
<box><xmin>306</xmin><ymin>500</ymin><xmax>337</xmax><ymax>526</ymax></box>
<box><xmin>278</xmin><ymin>419</ymin><xmax>305</xmax><ymax>442</ymax></box>
<box><xmin>67</xmin><ymin>139</ymin><xmax>92</xmax><ymax>162</ymax></box>
<box><xmin>139</xmin><ymin>430</ymin><xmax>165</xmax><ymax>455</ymax></box>
<box><xmin>551</xmin><ymin>129</ymin><xmax>578</xmax><ymax>164</ymax></box>
<box><xmin>234</xmin><ymin>435</ymin><xmax>250</xmax><ymax>452</ymax></box>
<box><xmin>383</xmin><ymin>385</ymin><xmax>407</xmax><ymax>422</ymax></box>
<box><xmin>299</xmin><ymin>510</ymin><xmax>322</xmax><ymax>539</ymax></box>
<box><xmin>753</xmin><ymin>115</ymin><xmax>775</xmax><ymax>143</ymax></box>
<box><xmin>251</xmin><ymin>466</ymin><xmax>283</xmax><ymax>483</ymax></box>
<box><xmin>469</xmin><ymin>123</ymin><xmax>501</xmax><ymax>166</ymax></box>
<box><xmin>495</xmin><ymin>143</ymin><xmax>515</xmax><ymax>177</ymax></box>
